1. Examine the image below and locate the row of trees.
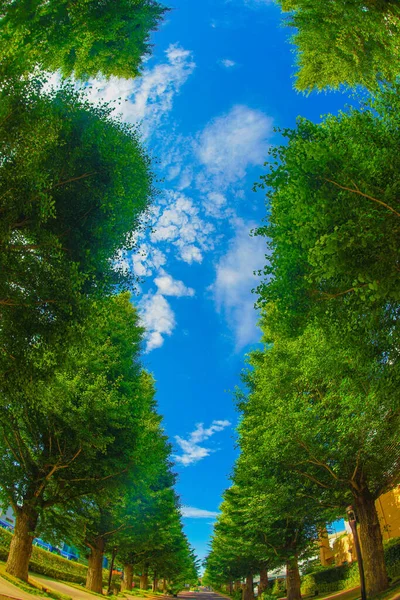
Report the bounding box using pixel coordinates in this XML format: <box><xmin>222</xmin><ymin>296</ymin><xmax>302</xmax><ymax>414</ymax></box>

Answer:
<box><xmin>0</xmin><ymin>0</ymin><xmax>197</xmax><ymax>592</ymax></box>
<box><xmin>205</xmin><ymin>4</ymin><xmax>400</xmax><ymax>600</ymax></box>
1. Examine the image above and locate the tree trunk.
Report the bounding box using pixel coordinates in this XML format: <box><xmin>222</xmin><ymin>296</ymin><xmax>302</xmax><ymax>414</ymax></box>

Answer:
<box><xmin>152</xmin><ymin>575</ymin><xmax>158</xmax><ymax>592</ymax></box>
<box><xmin>229</xmin><ymin>581</ymin><xmax>233</xmax><ymax>595</ymax></box>
<box><xmin>140</xmin><ymin>572</ymin><xmax>148</xmax><ymax>590</ymax></box>
<box><xmin>258</xmin><ymin>568</ymin><xmax>268</xmax><ymax>597</ymax></box>
<box><xmin>286</xmin><ymin>556</ymin><xmax>301</xmax><ymax>600</ymax></box>
<box><xmin>163</xmin><ymin>578</ymin><xmax>168</xmax><ymax>593</ymax></box>
<box><xmin>242</xmin><ymin>574</ymin><xmax>254</xmax><ymax>600</ymax></box>
<box><xmin>86</xmin><ymin>538</ymin><xmax>105</xmax><ymax>594</ymax></box>
<box><xmin>354</xmin><ymin>489</ymin><xmax>388</xmax><ymax>597</ymax></box>
<box><xmin>6</xmin><ymin>505</ymin><xmax>38</xmax><ymax>581</ymax></box>
<box><xmin>234</xmin><ymin>581</ymin><xmax>241</xmax><ymax>591</ymax></box>
<box><xmin>123</xmin><ymin>564</ymin><xmax>133</xmax><ymax>591</ymax></box>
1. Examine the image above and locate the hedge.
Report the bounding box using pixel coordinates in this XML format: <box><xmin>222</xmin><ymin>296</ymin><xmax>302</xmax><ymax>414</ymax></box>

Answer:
<box><xmin>0</xmin><ymin>527</ymin><xmax>88</xmax><ymax>583</ymax></box>
<box><xmin>301</xmin><ymin>563</ymin><xmax>359</xmax><ymax>596</ymax></box>
<box><xmin>384</xmin><ymin>536</ymin><xmax>400</xmax><ymax>579</ymax></box>
<box><xmin>301</xmin><ymin>536</ymin><xmax>400</xmax><ymax>596</ymax></box>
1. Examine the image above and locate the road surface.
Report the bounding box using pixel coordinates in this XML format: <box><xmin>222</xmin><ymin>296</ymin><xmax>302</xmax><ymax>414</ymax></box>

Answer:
<box><xmin>0</xmin><ymin>576</ymin><xmax>48</xmax><ymax>600</ymax></box>
<box><xmin>178</xmin><ymin>593</ymin><xmax>229</xmax><ymax>600</ymax></box>
<box><xmin>30</xmin><ymin>575</ymin><xmax>98</xmax><ymax>600</ymax></box>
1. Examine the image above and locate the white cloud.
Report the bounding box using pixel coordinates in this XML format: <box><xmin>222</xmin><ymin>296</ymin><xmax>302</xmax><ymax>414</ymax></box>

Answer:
<box><xmin>220</xmin><ymin>59</ymin><xmax>236</xmax><ymax>68</ymax></box>
<box><xmin>196</xmin><ymin>104</ymin><xmax>273</xmax><ymax>188</ymax></box>
<box><xmin>140</xmin><ymin>292</ymin><xmax>176</xmax><ymax>352</ymax></box>
<box><xmin>83</xmin><ymin>44</ymin><xmax>195</xmax><ymax>136</ymax></box>
<box><xmin>150</xmin><ymin>191</ymin><xmax>214</xmax><ymax>264</ymax></box>
<box><xmin>174</xmin><ymin>420</ymin><xmax>231</xmax><ymax>466</ymax></box>
<box><xmin>212</xmin><ymin>219</ymin><xmax>266</xmax><ymax>349</ymax></box>
<box><xmin>154</xmin><ymin>270</ymin><xmax>195</xmax><ymax>297</ymax></box>
<box><xmin>131</xmin><ymin>243</ymin><xmax>167</xmax><ymax>278</ymax></box>
<box><xmin>181</xmin><ymin>506</ymin><xmax>219</xmax><ymax>519</ymax></box>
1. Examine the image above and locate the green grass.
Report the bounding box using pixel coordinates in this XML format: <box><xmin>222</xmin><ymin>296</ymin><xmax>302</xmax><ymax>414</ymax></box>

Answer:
<box><xmin>0</xmin><ymin>563</ymin><xmax>70</xmax><ymax>600</ymax></box>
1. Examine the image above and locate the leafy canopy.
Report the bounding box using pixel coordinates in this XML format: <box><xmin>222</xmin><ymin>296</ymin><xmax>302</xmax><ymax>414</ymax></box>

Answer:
<box><xmin>0</xmin><ymin>0</ymin><xmax>167</xmax><ymax>79</ymax></box>
<box><xmin>277</xmin><ymin>0</ymin><xmax>400</xmax><ymax>91</ymax></box>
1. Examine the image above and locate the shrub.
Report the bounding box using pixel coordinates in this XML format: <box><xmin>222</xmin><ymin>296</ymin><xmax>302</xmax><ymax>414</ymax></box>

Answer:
<box><xmin>301</xmin><ymin>536</ymin><xmax>400</xmax><ymax>595</ymax></box>
<box><xmin>0</xmin><ymin>526</ymin><xmax>88</xmax><ymax>582</ymax></box>
<box><xmin>272</xmin><ymin>578</ymin><xmax>286</xmax><ymax>596</ymax></box>
<box><xmin>384</xmin><ymin>537</ymin><xmax>400</xmax><ymax>579</ymax></box>
<box><xmin>301</xmin><ymin>563</ymin><xmax>359</xmax><ymax>596</ymax></box>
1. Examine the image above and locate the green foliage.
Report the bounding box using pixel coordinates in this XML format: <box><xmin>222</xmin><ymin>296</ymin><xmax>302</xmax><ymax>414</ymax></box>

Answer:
<box><xmin>0</xmin><ymin>526</ymin><xmax>87</xmax><ymax>582</ymax></box>
<box><xmin>271</xmin><ymin>579</ymin><xmax>286</xmax><ymax>596</ymax></box>
<box><xmin>256</xmin><ymin>84</ymin><xmax>400</xmax><ymax>338</ymax></box>
<box><xmin>0</xmin><ymin>294</ymin><xmax>152</xmax><ymax>547</ymax></box>
<box><xmin>384</xmin><ymin>537</ymin><xmax>400</xmax><ymax>579</ymax></box>
<box><xmin>276</xmin><ymin>0</ymin><xmax>400</xmax><ymax>91</ymax></box>
<box><xmin>301</xmin><ymin>564</ymin><xmax>359</xmax><ymax>595</ymax></box>
<box><xmin>0</xmin><ymin>0</ymin><xmax>167</xmax><ymax>79</ymax></box>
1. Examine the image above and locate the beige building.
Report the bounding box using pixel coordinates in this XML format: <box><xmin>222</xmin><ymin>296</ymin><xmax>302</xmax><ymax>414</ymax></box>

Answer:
<box><xmin>319</xmin><ymin>486</ymin><xmax>400</xmax><ymax>567</ymax></box>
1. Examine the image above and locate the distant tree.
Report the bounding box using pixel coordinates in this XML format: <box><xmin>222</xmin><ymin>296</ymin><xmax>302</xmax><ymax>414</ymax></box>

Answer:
<box><xmin>277</xmin><ymin>0</ymin><xmax>400</xmax><ymax>91</ymax></box>
<box><xmin>84</xmin><ymin>394</ymin><xmax>176</xmax><ymax>593</ymax></box>
<box><xmin>0</xmin><ymin>0</ymin><xmax>167</xmax><ymax>79</ymax></box>
<box><xmin>0</xmin><ymin>294</ymin><xmax>152</xmax><ymax>581</ymax></box>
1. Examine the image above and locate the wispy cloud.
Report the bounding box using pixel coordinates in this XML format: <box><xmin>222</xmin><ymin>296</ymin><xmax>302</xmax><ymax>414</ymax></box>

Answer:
<box><xmin>212</xmin><ymin>219</ymin><xmax>266</xmax><ymax>349</ymax></box>
<box><xmin>149</xmin><ymin>191</ymin><xmax>215</xmax><ymax>264</ymax></box>
<box><xmin>83</xmin><ymin>44</ymin><xmax>195</xmax><ymax>136</ymax></box>
<box><xmin>181</xmin><ymin>506</ymin><xmax>219</xmax><ymax>519</ymax></box>
<box><xmin>220</xmin><ymin>59</ymin><xmax>236</xmax><ymax>68</ymax></box>
<box><xmin>196</xmin><ymin>104</ymin><xmax>273</xmax><ymax>189</ymax></box>
<box><xmin>139</xmin><ymin>292</ymin><xmax>176</xmax><ymax>352</ymax></box>
<box><xmin>174</xmin><ymin>420</ymin><xmax>231</xmax><ymax>466</ymax></box>
<box><xmin>154</xmin><ymin>270</ymin><xmax>195</xmax><ymax>297</ymax></box>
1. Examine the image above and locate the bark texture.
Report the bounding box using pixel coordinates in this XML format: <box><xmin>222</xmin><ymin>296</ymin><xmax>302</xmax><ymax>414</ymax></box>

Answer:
<box><xmin>354</xmin><ymin>489</ymin><xmax>388</xmax><ymax>596</ymax></box>
<box><xmin>242</xmin><ymin>574</ymin><xmax>254</xmax><ymax>600</ymax></box>
<box><xmin>6</xmin><ymin>505</ymin><xmax>38</xmax><ymax>581</ymax></box>
<box><xmin>140</xmin><ymin>572</ymin><xmax>148</xmax><ymax>590</ymax></box>
<box><xmin>86</xmin><ymin>538</ymin><xmax>105</xmax><ymax>593</ymax></box>
<box><xmin>123</xmin><ymin>564</ymin><xmax>133</xmax><ymax>591</ymax></box>
<box><xmin>286</xmin><ymin>556</ymin><xmax>301</xmax><ymax>600</ymax></box>
<box><xmin>258</xmin><ymin>568</ymin><xmax>268</xmax><ymax>597</ymax></box>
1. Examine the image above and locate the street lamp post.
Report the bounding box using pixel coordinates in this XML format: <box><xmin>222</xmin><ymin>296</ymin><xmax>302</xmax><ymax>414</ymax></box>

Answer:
<box><xmin>346</xmin><ymin>506</ymin><xmax>366</xmax><ymax>600</ymax></box>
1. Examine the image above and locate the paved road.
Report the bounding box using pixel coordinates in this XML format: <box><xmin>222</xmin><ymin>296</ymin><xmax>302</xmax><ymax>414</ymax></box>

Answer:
<box><xmin>178</xmin><ymin>593</ymin><xmax>229</xmax><ymax>600</ymax></box>
<box><xmin>30</xmin><ymin>575</ymin><xmax>97</xmax><ymax>600</ymax></box>
<box><xmin>0</xmin><ymin>576</ymin><xmax>48</xmax><ymax>600</ymax></box>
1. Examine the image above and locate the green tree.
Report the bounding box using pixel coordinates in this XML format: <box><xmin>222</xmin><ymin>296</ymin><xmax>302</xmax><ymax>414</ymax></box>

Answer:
<box><xmin>255</xmin><ymin>84</ymin><xmax>400</xmax><ymax>341</ymax></box>
<box><xmin>0</xmin><ymin>294</ymin><xmax>152</xmax><ymax>581</ymax></box>
<box><xmin>0</xmin><ymin>0</ymin><xmax>167</xmax><ymax>79</ymax></box>
<box><xmin>277</xmin><ymin>0</ymin><xmax>400</xmax><ymax>91</ymax></box>
<box><xmin>0</xmin><ymin>76</ymin><xmax>153</xmax><ymax>387</ymax></box>
<box><xmin>238</xmin><ymin>315</ymin><xmax>399</xmax><ymax>596</ymax></box>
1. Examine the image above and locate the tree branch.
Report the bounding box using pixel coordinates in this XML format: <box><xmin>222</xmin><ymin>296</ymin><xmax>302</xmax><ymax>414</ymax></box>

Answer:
<box><xmin>324</xmin><ymin>178</ymin><xmax>400</xmax><ymax>218</ymax></box>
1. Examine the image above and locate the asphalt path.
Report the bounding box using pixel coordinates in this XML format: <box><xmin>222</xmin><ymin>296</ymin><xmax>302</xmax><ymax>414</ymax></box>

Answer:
<box><xmin>178</xmin><ymin>592</ymin><xmax>229</xmax><ymax>600</ymax></box>
<box><xmin>29</xmin><ymin>575</ymin><xmax>99</xmax><ymax>600</ymax></box>
<box><xmin>0</xmin><ymin>576</ymin><xmax>48</xmax><ymax>600</ymax></box>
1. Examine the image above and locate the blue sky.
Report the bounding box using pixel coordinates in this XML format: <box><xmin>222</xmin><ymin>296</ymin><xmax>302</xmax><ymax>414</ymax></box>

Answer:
<box><xmin>78</xmin><ymin>0</ymin><xmax>352</xmax><ymax>565</ymax></box>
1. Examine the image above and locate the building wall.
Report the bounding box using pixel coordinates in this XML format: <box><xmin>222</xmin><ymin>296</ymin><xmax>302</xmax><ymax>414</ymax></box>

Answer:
<box><xmin>376</xmin><ymin>486</ymin><xmax>400</xmax><ymax>540</ymax></box>
<box><xmin>330</xmin><ymin>486</ymin><xmax>400</xmax><ymax>566</ymax></box>
<box><xmin>0</xmin><ymin>506</ymin><xmax>15</xmax><ymax>526</ymax></box>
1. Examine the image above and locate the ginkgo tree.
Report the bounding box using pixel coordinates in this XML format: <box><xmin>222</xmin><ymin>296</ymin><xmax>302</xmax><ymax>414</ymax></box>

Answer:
<box><xmin>237</xmin><ymin>310</ymin><xmax>400</xmax><ymax>597</ymax></box>
<box><xmin>276</xmin><ymin>0</ymin><xmax>400</xmax><ymax>91</ymax></box>
<box><xmin>0</xmin><ymin>0</ymin><xmax>167</xmax><ymax>79</ymax></box>
<box><xmin>0</xmin><ymin>294</ymin><xmax>155</xmax><ymax>581</ymax></box>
